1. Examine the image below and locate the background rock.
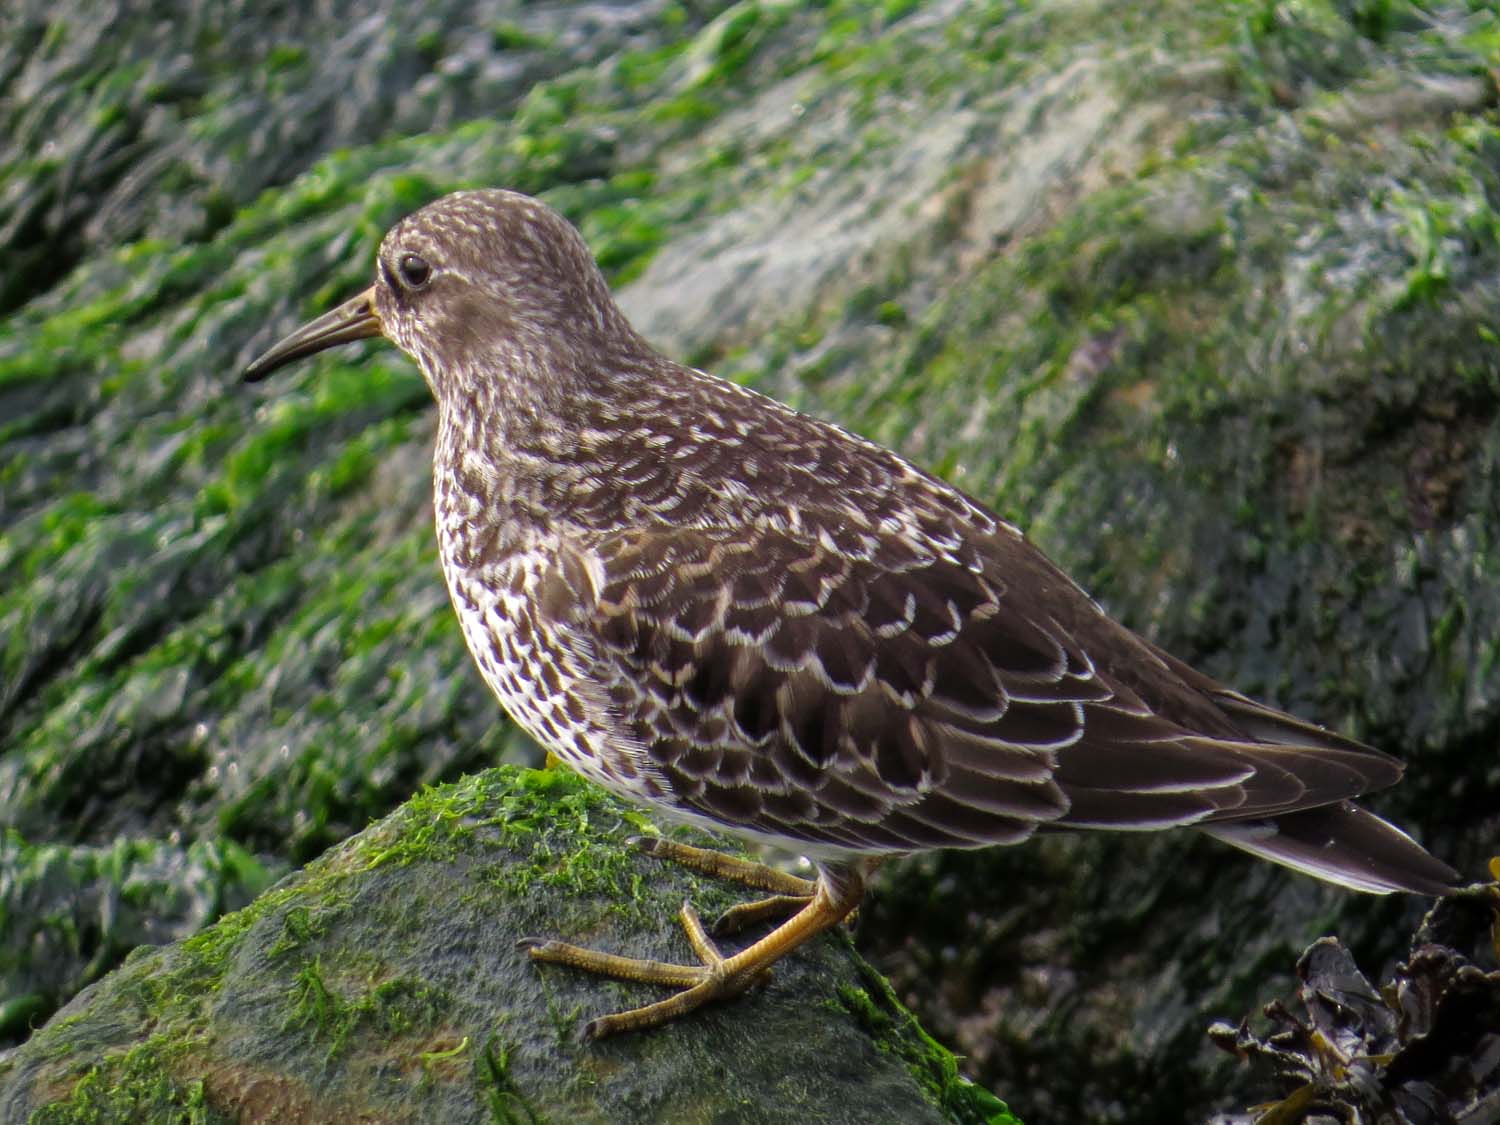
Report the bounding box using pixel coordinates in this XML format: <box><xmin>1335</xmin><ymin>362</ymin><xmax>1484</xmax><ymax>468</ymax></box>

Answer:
<box><xmin>2</xmin><ymin>1</ymin><xmax>1498</xmax><ymax>1120</ymax></box>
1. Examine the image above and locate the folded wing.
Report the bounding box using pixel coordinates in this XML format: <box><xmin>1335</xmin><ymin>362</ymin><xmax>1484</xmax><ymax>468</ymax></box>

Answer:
<box><xmin>555</xmin><ymin>520</ymin><xmax>1456</xmax><ymax>893</ymax></box>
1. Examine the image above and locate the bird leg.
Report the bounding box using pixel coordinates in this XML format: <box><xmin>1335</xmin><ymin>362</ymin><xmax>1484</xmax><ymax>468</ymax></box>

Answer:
<box><xmin>520</xmin><ymin>856</ymin><xmax>866</xmax><ymax>1040</ymax></box>
<box><xmin>627</xmin><ymin>836</ymin><xmax>817</xmax><ymax>935</ymax></box>
<box><xmin>710</xmin><ymin>893</ymin><xmax>817</xmax><ymax>936</ymax></box>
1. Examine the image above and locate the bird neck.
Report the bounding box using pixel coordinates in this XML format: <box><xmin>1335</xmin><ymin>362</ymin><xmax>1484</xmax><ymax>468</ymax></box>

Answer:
<box><xmin>429</xmin><ymin>339</ymin><xmax>669</xmax><ymax>535</ymax></box>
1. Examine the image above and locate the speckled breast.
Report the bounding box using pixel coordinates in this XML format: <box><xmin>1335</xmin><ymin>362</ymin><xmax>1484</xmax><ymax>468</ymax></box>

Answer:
<box><xmin>432</xmin><ymin>508</ymin><xmax>652</xmax><ymax>803</ymax></box>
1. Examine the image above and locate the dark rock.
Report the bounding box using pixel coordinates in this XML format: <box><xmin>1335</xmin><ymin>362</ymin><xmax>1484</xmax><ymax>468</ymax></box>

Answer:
<box><xmin>2</xmin><ymin>0</ymin><xmax>1498</xmax><ymax>1119</ymax></box>
<box><xmin>1208</xmin><ymin>880</ymin><xmax>1500</xmax><ymax>1124</ymax></box>
<box><xmin>0</xmin><ymin>767</ymin><xmax>1015</xmax><ymax>1125</ymax></box>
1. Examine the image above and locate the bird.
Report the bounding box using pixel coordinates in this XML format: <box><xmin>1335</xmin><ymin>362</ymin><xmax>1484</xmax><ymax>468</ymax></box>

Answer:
<box><xmin>244</xmin><ymin>188</ymin><xmax>1461</xmax><ymax>1040</ymax></box>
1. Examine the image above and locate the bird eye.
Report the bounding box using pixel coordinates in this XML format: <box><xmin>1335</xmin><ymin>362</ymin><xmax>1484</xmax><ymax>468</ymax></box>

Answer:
<box><xmin>397</xmin><ymin>253</ymin><xmax>432</xmax><ymax>289</ymax></box>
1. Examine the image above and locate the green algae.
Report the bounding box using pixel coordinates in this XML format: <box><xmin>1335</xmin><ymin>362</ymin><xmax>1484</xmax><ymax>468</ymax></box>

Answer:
<box><xmin>475</xmin><ymin>1035</ymin><xmax>545</xmax><ymax>1125</ymax></box>
<box><xmin>4</xmin><ymin>0</ymin><xmax>1498</xmax><ymax>1118</ymax></box>
<box><xmin>0</xmin><ymin>831</ymin><xmax>275</xmax><ymax>1042</ymax></box>
<box><xmin>837</xmin><ymin>959</ymin><xmax>1022</xmax><ymax>1125</ymax></box>
<box><xmin>26</xmin><ymin>1037</ymin><xmax>228</xmax><ymax>1125</ymax></box>
<box><xmin>286</xmin><ymin>958</ymin><xmax>451</xmax><ymax>1064</ymax></box>
<box><xmin>357</xmin><ymin>766</ymin><xmax>731</xmax><ymax>935</ymax></box>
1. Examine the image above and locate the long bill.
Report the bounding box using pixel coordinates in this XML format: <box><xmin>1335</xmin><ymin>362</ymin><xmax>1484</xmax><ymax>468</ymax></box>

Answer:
<box><xmin>243</xmin><ymin>287</ymin><xmax>383</xmax><ymax>382</ymax></box>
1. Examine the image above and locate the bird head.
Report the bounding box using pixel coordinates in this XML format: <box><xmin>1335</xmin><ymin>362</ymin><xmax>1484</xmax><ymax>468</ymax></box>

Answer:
<box><xmin>243</xmin><ymin>189</ymin><xmax>643</xmax><ymax>409</ymax></box>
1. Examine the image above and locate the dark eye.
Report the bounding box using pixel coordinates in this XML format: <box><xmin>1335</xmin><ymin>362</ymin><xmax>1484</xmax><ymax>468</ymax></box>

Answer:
<box><xmin>398</xmin><ymin>253</ymin><xmax>431</xmax><ymax>289</ymax></box>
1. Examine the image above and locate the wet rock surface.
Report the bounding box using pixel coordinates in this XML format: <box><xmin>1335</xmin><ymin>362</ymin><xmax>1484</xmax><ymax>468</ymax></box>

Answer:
<box><xmin>3</xmin><ymin>1</ymin><xmax>1498</xmax><ymax>1120</ymax></box>
<box><xmin>0</xmin><ymin>767</ymin><xmax>1015</xmax><ymax>1124</ymax></box>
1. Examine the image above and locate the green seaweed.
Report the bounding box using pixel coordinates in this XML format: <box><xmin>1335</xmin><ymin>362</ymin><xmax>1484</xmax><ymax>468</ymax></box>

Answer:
<box><xmin>4</xmin><ymin>0</ymin><xmax>1498</xmax><ymax>1117</ymax></box>
<box><xmin>476</xmin><ymin>1035</ymin><xmax>544</xmax><ymax>1125</ymax></box>
<box><xmin>837</xmin><ymin>959</ymin><xmax>1022</xmax><ymax>1125</ymax></box>
<box><xmin>25</xmin><ymin>1038</ymin><xmax>228</xmax><ymax>1125</ymax></box>
<box><xmin>286</xmin><ymin>957</ymin><xmax>450</xmax><ymax>1063</ymax></box>
<box><xmin>5</xmin><ymin>767</ymin><xmax>997</xmax><ymax>1121</ymax></box>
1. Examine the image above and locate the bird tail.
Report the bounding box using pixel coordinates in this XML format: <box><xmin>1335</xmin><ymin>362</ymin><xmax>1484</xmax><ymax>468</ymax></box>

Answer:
<box><xmin>1200</xmin><ymin>800</ymin><xmax>1461</xmax><ymax>896</ymax></box>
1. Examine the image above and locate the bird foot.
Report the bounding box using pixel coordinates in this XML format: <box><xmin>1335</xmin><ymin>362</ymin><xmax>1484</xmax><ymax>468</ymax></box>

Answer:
<box><xmin>518</xmin><ymin>843</ymin><xmax>864</xmax><ymax>1040</ymax></box>
<box><xmin>626</xmin><ymin>836</ymin><xmax>817</xmax><ymax>936</ymax></box>
<box><xmin>520</xmin><ymin>900</ymin><xmax>772</xmax><ymax>1039</ymax></box>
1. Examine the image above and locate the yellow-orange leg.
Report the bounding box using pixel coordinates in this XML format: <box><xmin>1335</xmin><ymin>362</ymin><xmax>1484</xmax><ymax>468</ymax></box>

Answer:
<box><xmin>519</xmin><ymin>846</ymin><xmax>866</xmax><ymax>1040</ymax></box>
<box><xmin>627</xmin><ymin>836</ymin><xmax>818</xmax><ymax>936</ymax></box>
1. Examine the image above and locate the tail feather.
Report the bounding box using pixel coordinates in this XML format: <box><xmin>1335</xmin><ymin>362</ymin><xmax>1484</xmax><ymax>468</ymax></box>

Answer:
<box><xmin>1200</xmin><ymin>800</ymin><xmax>1460</xmax><ymax>896</ymax></box>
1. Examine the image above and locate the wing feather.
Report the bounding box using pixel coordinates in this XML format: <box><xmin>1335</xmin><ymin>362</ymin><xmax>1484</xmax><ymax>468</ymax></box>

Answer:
<box><xmin>556</xmin><ymin>523</ymin><xmax>1435</xmax><ymax>868</ymax></box>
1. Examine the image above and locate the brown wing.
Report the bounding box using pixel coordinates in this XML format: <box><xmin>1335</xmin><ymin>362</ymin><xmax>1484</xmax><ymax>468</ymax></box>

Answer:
<box><xmin>559</xmin><ymin>521</ymin><xmax>1404</xmax><ymax>856</ymax></box>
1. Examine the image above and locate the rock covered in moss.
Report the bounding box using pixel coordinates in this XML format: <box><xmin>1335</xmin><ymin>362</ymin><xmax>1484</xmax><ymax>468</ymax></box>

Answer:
<box><xmin>4</xmin><ymin>0</ymin><xmax>1500</xmax><ymax>1120</ymax></box>
<box><xmin>0</xmin><ymin>766</ymin><xmax>1017</xmax><ymax>1125</ymax></box>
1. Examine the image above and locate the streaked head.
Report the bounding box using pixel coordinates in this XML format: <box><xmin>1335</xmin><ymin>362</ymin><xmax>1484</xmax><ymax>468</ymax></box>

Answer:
<box><xmin>243</xmin><ymin>189</ymin><xmax>642</xmax><ymax>400</ymax></box>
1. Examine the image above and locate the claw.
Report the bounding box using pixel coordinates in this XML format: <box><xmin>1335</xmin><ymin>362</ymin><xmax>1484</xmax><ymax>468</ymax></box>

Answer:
<box><xmin>520</xmin><ymin>847</ymin><xmax>869</xmax><ymax>1038</ymax></box>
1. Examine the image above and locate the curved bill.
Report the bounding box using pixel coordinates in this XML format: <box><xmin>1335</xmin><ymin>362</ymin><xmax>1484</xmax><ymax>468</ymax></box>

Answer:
<box><xmin>243</xmin><ymin>287</ymin><xmax>383</xmax><ymax>383</ymax></box>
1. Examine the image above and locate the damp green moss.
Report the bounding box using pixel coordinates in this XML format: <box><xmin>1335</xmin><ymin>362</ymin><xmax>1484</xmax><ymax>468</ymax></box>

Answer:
<box><xmin>26</xmin><ymin>1036</ymin><xmax>229</xmax><ymax>1125</ymax></box>
<box><xmin>837</xmin><ymin>959</ymin><xmax>1021</xmax><ymax>1125</ymax></box>
<box><xmin>286</xmin><ymin>958</ymin><xmax>450</xmax><ymax>1063</ymax></box>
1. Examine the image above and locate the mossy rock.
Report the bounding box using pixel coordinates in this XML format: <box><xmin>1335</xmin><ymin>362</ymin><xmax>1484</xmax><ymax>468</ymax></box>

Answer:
<box><xmin>4</xmin><ymin>0</ymin><xmax>1500</xmax><ymax>1120</ymax></box>
<box><xmin>0</xmin><ymin>766</ymin><xmax>1016</xmax><ymax>1125</ymax></box>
